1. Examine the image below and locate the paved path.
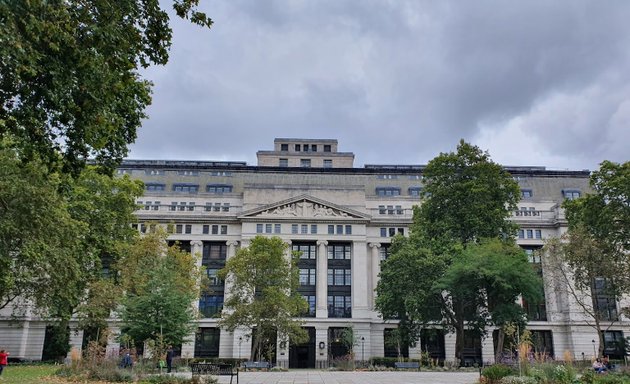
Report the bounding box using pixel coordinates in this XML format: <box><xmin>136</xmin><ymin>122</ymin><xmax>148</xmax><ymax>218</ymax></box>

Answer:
<box><xmin>179</xmin><ymin>370</ymin><xmax>480</xmax><ymax>384</ymax></box>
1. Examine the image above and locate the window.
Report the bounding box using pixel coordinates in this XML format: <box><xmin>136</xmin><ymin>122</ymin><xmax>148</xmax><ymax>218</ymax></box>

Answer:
<box><xmin>521</xmin><ymin>189</ymin><xmax>533</xmax><ymax>198</ymax></box>
<box><xmin>202</xmin><ymin>243</ymin><xmax>227</xmax><ymax>263</ymax></box>
<box><xmin>256</xmin><ymin>224</ymin><xmax>263</xmax><ymax>233</ymax></box>
<box><xmin>194</xmin><ymin>327</ymin><xmax>220</xmax><ymax>358</ymax></box>
<box><xmin>205</xmin><ymin>203</ymin><xmax>212</xmax><ymax>212</ymax></box>
<box><xmin>302</xmin><ymin>295</ymin><xmax>316</xmax><ymax>317</ymax></box>
<box><xmin>199</xmin><ymin>295</ymin><xmax>224</xmax><ymax>318</ymax></box>
<box><xmin>222</xmin><ymin>203</ymin><xmax>230</xmax><ymax>212</ymax></box>
<box><xmin>535</xmin><ymin>230</ymin><xmax>542</xmax><ymax>239</ymax></box>
<box><xmin>376</xmin><ymin>187</ymin><xmax>401</xmax><ymax>196</ymax></box>
<box><xmin>563</xmin><ymin>189</ymin><xmax>581</xmax><ymax>200</ymax></box>
<box><xmin>211</xmin><ymin>225</ymin><xmax>219</xmax><ymax>235</ymax></box>
<box><xmin>323</xmin><ymin>159</ymin><xmax>333</xmax><ymax>168</ymax></box>
<box><xmin>518</xmin><ymin>229</ymin><xmax>525</xmax><ymax>239</ymax></box>
<box><xmin>299</xmin><ymin>268</ymin><xmax>316</xmax><ymax>286</ymax></box>
<box><xmin>206</xmin><ymin>184</ymin><xmax>233</xmax><ymax>194</ymax></box>
<box><xmin>336</xmin><ymin>225</ymin><xmax>343</xmax><ymax>235</ymax></box>
<box><xmin>176</xmin><ymin>224</ymin><xmax>183</xmax><ymax>234</ymax></box>
<box><xmin>295</xmin><ymin>144</ymin><xmax>301</xmax><ymax>152</ymax></box>
<box><xmin>378</xmin><ymin>205</ymin><xmax>386</xmax><ymax>214</ymax></box>
<box><xmin>377</xmin><ymin>174</ymin><xmax>398</xmax><ymax>179</ymax></box>
<box><xmin>279</xmin><ymin>158</ymin><xmax>288</xmax><ymax>167</ymax></box>
<box><xmin>324</xmin><ymin>144</ymin><xmax>331</xmax><ymax>152</ymax></box>
<box><xmin>327</xmin><ymin>269</ymin><xmax>351</xmax><ymax>286</ymax></box>
<box><xmin>145</xmin><ymin>169</ymin><xmax>163</xmax><ymax>175</ymax></box>
<box><xmin>293</xmin><ymin>244</ymin><xmax>316</xmax><ymax>259</ymax></box>
<box><xmin>170</xmin><ymin>202</ymin><xmax>177</xmax><ymax>211</ymax></box>
<box><xmin>292</xmin><ymin>224</ymin><xmax>299</xmax><ymax>234</ymax></box>
<box><xmin>379</xmin><ymin>245</ymin><xmax>391</xmax><ymax>261</ymax></box>
<box><xmin>602</xmin><ymin>331</ymin><xmax>625</xmax><ymax>359</ymax></box>
<box><xmin>220</xmin><ymin>225</ymin><xmax>227</xmax><ymax>235</ymax></box>
<box><xmin>301</xmin><ymin>224</ymin><xmax>308</xmax><ymax>234</ymax></box>
<box><xmin>213</xmin><ymin>203</ymin><xmax>221</xmax><ymax>212</ymax></box>
<box><xmin>345</xmin><ymin>225</ymin><xmax>352</xmax><ymax>235</ymax></box>
<box><xmin>188</xmin><ymin>202</ymin><xmax>195</xmax><ymax>211</ymax></box>
<box><xmin>311</xmin><ymin>144</ymin><xmax>317</xmax><ymax>152</ymax></box>
<box><xmin>203</xmin><ymin>225</ymin><xmax>209</xmax><ymax>234</ymax></box>
<box><xmin>173</xmin><ymin>184</ymin><xmax>199</xmax><ymax>193</ymax></box>
<box><xmin>146</xmin><ymin>183</ymin><xmax>166</xmax><ymax>192</ymax></box>
<box><xmin>185</xmin><ymin>224</ymin><xmax>192</xmax><ymax>234</ymax></box>
<box><xmin>300</xmin><ymin>159</ymin><xmax>311</xmax><ymax>168</ymax></box>
<box><xmin>327</xmin><ymin>295</ymin><xmax>351</xmax><ymax>318</ymax></box>
<box><xmin>265</xmin><ymin>223</ymin><xmax>272</xmax><ymax>234</ymax></box>
<box><xmin>280</xmin><ymin>144</ymin><xmax>288</xmax><ymax>151</ymax></box>
<box><xmin>396</xmin><ymin>205</ymin><xmax>403</xmax><ymax>214</ymax></box>
<box><xmin>409</xmin><ymin>187</ymin><xmax>422</xmax><ymax>196</ymax></box>
<box><xmin>384</xmin><ymin>329</ymin><xmax>409</xmax><ymax>358</ymax></box>
<box><xmin>328</xmin><ymin>225</ymin><xmax>334</xmax><ymax>235</ymax></box>
<box><xmin>592</xmin><ymin>278</ymin><xmax>618</xmax><ymax>321</ymax></box>
<box><xmin>327</xmin><ymin>244</ymin><xmax>351</xmax><ymax>260</ymax></box>
<box><xmin>380</xmin><ymin>228</ymin><xmax>387</xmax><ymax>237</ymax></box>
<box><xmin>311</xmin><ymin>224</ymin><xmax>317</xmax><ymax>234</ymax></box>
<box><xmin>206</xmin><ymin>268</ymin><xmax>223</xmax><ymax>286</ymax></box>
<box><xmin>178</xmin><ymin>202</ymin><xmax>186</xmax><ymax>211</ymax></box>
<box><xmin>274</xmin><ymin>224</ymin><xmax>281</xmax><ymax>234</ymax></box>
<box><xmin>209</xmin><ymin>171</ymin><xmax>232</xmax><ymax>177</ymax></box>
<box><xmin>527</xmin><ymin>229</ymin><xmax>533</xmax><ymax>239</ymax></box>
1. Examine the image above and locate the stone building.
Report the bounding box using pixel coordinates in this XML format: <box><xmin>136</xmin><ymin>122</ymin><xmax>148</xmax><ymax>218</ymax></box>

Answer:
<box><xmin>1</xmin><ymin>138</ymin><xmax>628</xmax><ymax>365</ymax></box>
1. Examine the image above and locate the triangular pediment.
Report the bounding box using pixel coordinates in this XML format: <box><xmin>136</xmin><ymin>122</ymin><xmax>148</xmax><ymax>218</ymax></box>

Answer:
<box><xmin>239</xmin><ymin>195</ymin><xmax>369</xmax><ymax>220</ymax></box>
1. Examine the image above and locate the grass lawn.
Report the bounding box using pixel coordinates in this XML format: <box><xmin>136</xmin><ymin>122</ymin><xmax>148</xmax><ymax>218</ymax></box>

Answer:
<box><xmin>0</xmin><ymin>364</ymin><xmax>61</xmax><ymax>384</ymax></box>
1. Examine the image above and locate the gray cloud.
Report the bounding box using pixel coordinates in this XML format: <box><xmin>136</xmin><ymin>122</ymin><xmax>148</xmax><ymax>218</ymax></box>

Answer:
<box><xmin>129</xmin><ymin>0</ymin><xmax>630</xmax><ymax>170</ymax></box>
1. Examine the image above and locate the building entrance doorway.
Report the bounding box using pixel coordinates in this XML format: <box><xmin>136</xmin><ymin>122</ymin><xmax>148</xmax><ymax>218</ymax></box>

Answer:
<box><xmin>289</xmin><ymin>327</ymin><xmax>316</xmax><ymax>368</ymax></box>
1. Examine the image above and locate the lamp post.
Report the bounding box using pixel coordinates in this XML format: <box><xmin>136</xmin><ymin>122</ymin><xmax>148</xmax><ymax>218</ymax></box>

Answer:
<box><xmin>592</xmin><ymin>339</ymin><xmax>597</xmax><ymax>358</ymax></box>
<box><xmin>361</xmin><ymin>337</ymin><xmax>365</xmax><ymax>364</ymax></box>
<box><xmin>239</xmin><ymin>337</ymin><xmax>243</xmax><ymax>361</ymax></box>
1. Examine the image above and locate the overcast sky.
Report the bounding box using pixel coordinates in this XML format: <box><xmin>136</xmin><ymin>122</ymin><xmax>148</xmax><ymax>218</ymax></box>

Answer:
<box><xmin>128</xmin><ymin>1</ymin><xmax>630</xmax><ymax>171</ymax></box>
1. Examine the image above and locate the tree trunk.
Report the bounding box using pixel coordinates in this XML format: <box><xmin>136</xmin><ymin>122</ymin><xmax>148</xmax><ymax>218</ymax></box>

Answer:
<box><xmin>495</xmin><ymin>327</ymin><xmax>505</xmax><ymax>363</ymax></box>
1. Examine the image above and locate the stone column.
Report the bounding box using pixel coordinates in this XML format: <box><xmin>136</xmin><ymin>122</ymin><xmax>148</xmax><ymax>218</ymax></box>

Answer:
<box><xmin>481</xmin><ymin>333</ymin><xmax>495</xmax><ymax>365</ymax></box>
<box><xmin>368</xmin><ymin>242</ymin><xmax>381</xmax><ymax>309</ymax></box>
<box><xmin>351</xmin><ymin>240</ymin><xmax>369</xmax><ymax>318</ymax></box>
<box><xmin>226</xmin><ymin>240</ymin><xmax>239</xmax><ymax>260</ymax></box>
<box><xmin>315</xmin><ymin>326</ymin><xmax>329</xmax><ymax>368</ymax></box>
<box><xmin>219</xmin><ymin>241</ymin><xmax>239</xmax><ymax>358</ymax></box>
<box><xmin>181</xmin><ymin>241</ymin><xmax>204</xmax><ymax>358</ymax></box>
<box><xmin>316</xmin><ymin>240</ymin><xmax>328</xmax><ymax>318</ymax></box>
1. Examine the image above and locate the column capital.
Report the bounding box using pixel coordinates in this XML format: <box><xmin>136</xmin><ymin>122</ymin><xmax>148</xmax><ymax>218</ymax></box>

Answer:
<box><xmin>368</xmin><ymin>242</ymin><xmax>381</xmax><ymax>249</ymax></box>
<box><xmin>226</xmin><ymin>240</ymin><xmax>239</xmax><ymax>247</ymax></box>
<box><xmin>316</xmin><ymin>240</ymin><xmax>328</xmax><ymax>246</ymax></box>
<box><xmin>190</xmin><ymin>240</ymin><xmax>203</xmax><ymax>247</ymax></box>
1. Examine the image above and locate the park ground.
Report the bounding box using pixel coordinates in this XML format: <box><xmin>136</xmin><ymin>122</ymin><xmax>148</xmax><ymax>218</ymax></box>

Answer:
<box><xmin>0</xmin><ymin>365</ymin><xmax>480</xmax><ymax>384</ymax></box>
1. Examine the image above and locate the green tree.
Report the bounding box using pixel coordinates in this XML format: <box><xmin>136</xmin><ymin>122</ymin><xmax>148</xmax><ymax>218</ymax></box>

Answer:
<box><xmin>118</xmin><ymin>229</ymin><xmax>202</xmax><ymax>359</ymax></box>
<box><xmin>377</xmin><ymin>140</ymin><xmax>529</xmax><ymax>364</ymax></box>
<box><xmin>0</xmin><ymin>0</ymin><xmax>212</xmax><ymax>174</ymax></box>
<box><xmin>545</xmin><ymin>228</ymin><xmax>628</xmax><ymax>357</ymax></box>
<box><xmin>218</xmin><ymin>236</ymin><xmax>308</xmax><ymax>361</ymax></box>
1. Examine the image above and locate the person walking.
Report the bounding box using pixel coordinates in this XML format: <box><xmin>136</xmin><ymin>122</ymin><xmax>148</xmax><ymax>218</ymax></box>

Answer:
<box><xmin>166</xmin><ymin>346</ymin><xmax>174</xmax><ymax>373</ymax></box>
<box><xmin>0</xmin><ymin>349</ymin><xmax>9</xmax><ymax>377</ymax></box>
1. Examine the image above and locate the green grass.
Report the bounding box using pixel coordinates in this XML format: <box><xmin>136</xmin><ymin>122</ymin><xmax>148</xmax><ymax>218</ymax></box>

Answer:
<box><xmin>0</xmin><ymin>364</ymin><xmax>60</xmax><ymax>384</ymax></box>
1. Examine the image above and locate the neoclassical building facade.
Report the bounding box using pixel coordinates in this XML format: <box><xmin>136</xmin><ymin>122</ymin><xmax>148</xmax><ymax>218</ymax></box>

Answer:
<box><xmin>1</xmin><ymin>138</ymin><xmax>628</xmax><ymax>366</ymax></box>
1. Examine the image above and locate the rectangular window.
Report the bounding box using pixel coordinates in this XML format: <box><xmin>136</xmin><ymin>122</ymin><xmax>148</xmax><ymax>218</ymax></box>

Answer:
<box><xmin>185</xmin><ymin>224</ymin><xmax>192</xmax><ymax>234</ymax></box>
<box><xmin>206</xmin><ymin>184</ymin><xmax>233</xmax><ymax>194</ymax></box>
<box><xmin>205</xmin><ymin>203</ymin><xmax>212</xmax><ymax>212</ymax></box>
<box><xmin>202</xmin><ymin>225</ymin><xmax>209</xmax><ymax>234</ymax></box>
<box><xmin>535</xmin><ymin>230</ymin><xmax>542</xmax><ymax>239</ymax></box>
<box><xmin>274</xmin><ymin>224</ymin><xmax>281</xmax><ymax>234</ymax></box>
<box><xmin>327</xmin><ymin>295</ymin><xmax>351</xmax><ymax>318</ymax></box>
<box><xmin>281</xmin><ymin>144</ymin><xmax>288</xmax><ymax>151</ymax></box>
<box><xmin>379</xmin><ymin>245</ymin><xmax>391</xmax><ymax>261</ymax></box>
<box><xmin>292</xmin><ymin>224</ymin><xmax>299</xmax><ymax>234</ymax></box>
<box><xmin>527</xmin><ymin>229</ymin><xmax>533</xmax><ymax>239</ymax></box>
<box><xmin>311</xmin><ymin>144</ymin><xmax>317</xmax><ymax>152</ymax></box>
<box><xmin>214</xmin><ymin>203</ymin><xmax>221</xmax><ymax>212</ymax></box>
<box><xmin>199</xmin><ymin>295</ymin><xmax>224</xmax><ymax>318</ymax></box>
<box><xmin>593</xmin><ymin>278</ymin><xmax>618</xmax><ymax>321</ymax></box>
<box><xmin>173</xmin><ymin>184</ymin><xmax>199</xmax><ymax>193</ymax></box>
<box><xmin>301</xmin><ymin>224</ymin><xmax>308</xmax><ymax>234</ymax></box>
<box><xmin>209</xmin><ymin>171</ymin><xmax>233</xmax><ymax>177</ymax></box>
<box><xmin>299</xmin><ymin>268</ymin><xmax>316</xmax><ymax>286</ymax></box>
<box><xmin>324</xmin><ymin>144</ymin><xmax>332</xmax><ymax>152</ymax></box>
<box><xmin>323</xmin><ymin>159</ymin><xmax>332</xmax><ymax>168</ymax></box>
<box><xmin>311</xmin><ymin>224</ymin><xmax>317</xmax><ymax>234</ymax></box>
<box><xmin>256</xmin><ymin>224</ymin><xmax>263</xmax><ymax>233</ymax></box>
<box><xmin>380</xmin><ymin>228</ymin><xmax>387</xmax><ymax>237</ymax></box>
<box><xmin>345</xmin><ymin>225</ymin><xmax>352</xmax><ymax>235</ymax></box>
<box><xmin>220</xmin><ymin>225</ymin><xmax>228</xmax><ymax>235</ymax></box>
<box><xmin>194</xmin><ymin>327</ymin><xmax>220</xmax><ymax>358</ymax></box>
<box><xmin>176</xmin><ymin>224</ymin><xmax>183</xmax><ymax>234</ymax></box>
<box><xmin>376</xmin><ymin>187</ymin><xmax>401</xmax><ymax>196</ymax></box>
<box><xmin>395</xmin><ymin>205</ymin><xmax>403</xmax><ymax>214</ymax></box>
<box><xmin>336</xmin><ymin>225</ymin><xmax>343</xmax><ymax>235</ymax></box>
<box><xmin>145</xmin><ymin>183</ymin><xmax>166</xmax><ymax>192</ymax></box>
<box><xmin>378</xmin><ymin>205</ymin><xmax>386</xmax><ymax>214</ymax></box>
<box><xmin>302</xmin><ymin>295</ymin><xmax>316</xmax><ymax>317</ymax></box>
<box><xmin>327</xmin><ymin>244</ymin><xmax>351</xmax><ymax>260</ymax></box>
<box><xmin>178</xmin><ymin>202</ymin><xmax>186</xmax><ymax>211</ymax></box>
<box><xmin>279</xmin><ymin>158</ymin><xmax>288</xmax><ymax>167</ymax></box>
<box><xmin>300</xmin><ymin>159</ymin><xmax>311</xmax><ymax>168</ymax></box>
<box><xmin>563</xmin><ymin>189</ymin><xmax>581</xmax><ymax>200</ymax></box>
<box><xmin>295</xmin><ymin>144</ymin><xmax>301</xmax><ymax>152</ymax></box>
<box><xmin>518</xmin><ymin>229</ymin><xmax>525</xmax><ymax>239</ymax></box>
<box><xmin>188</xmin><ymin>202</ymin><xmax>195</xmax><ymax>211</ymax></box>
<box><xmin>388</xmin><ymin>228</ymin><xmax>396</xmax><ymax>237</ymax></box>
<box><xmin>521</xmin><ymin>189</ymin><xmax>533</xmax><ymax>198</ymax></box>
<box><xmin>222</xmin><ymin>203</ymin><xmax>230</xmax><ymax>212</ymax></box>
<box><xmin>292</xmin><ymin>244</ymin><xmax>316</xmax><ymax>259</ymax></box>
<box><xmin>206</xmin><ymin>268</ymin><xmax>223</xmax><ymax>286</ymax></box>
<box><xmin>265</xmin><ymin>223</ymin><xmax>272</xmax><ymax>234</ymax></box>
<box><xmin>178</xmin><ymin>170</ymin><xmax>199</xmax><ymax>176</ymax></box>
<box><xmin>211</xmin><ymin>225</ymin><xmax>219</xmax><ymax>235</ymax></box>
<box><xmin>202</xmin><ymin>243</ymin><xmax>227</xmax><ymax>264</ymax></box>
<box><xmin>602</xmin><ymin>331</ymin><xmax>625</xmax><ymax>359</ymax></box>
<box><xmin>409</xmin><ymin>187</ymin><xmax>422</xmax><ymax>196</ymax></box>
<box><xmin>170</xmin><ymin>202</ymin><xmax>177</xmax><ymax>211</ymax></box>
<box><xmin>328</xmin><ymin>225</ymin><xmax>334</xmax><ymax>235</ymax></box>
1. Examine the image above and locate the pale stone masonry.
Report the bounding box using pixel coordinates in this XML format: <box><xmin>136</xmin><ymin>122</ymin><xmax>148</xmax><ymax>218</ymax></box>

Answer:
<box><xmin>1</xmin><ymin>138</ymin><xmax>628</xmax><ymax>366</ymax></box>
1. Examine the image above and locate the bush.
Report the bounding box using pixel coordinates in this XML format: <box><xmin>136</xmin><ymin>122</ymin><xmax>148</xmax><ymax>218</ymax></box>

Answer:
<box><xmin>499</xmin><ymin>376</ymin><xmax>537</xmax><ymax>384</ymax></box>
<box><xmin>482</xmin><ymin>364</ymin><xmax>515</xmax><ymax>384</ymax></box>
<box><xmin>139</xmin><ymin>375</ymin><xmax>217</xmax><ymax>384</ymax></box>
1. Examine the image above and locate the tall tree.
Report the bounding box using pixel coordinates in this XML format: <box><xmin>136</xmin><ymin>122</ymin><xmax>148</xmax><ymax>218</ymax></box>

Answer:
<box><xmin>219</xmin><ymin>236</ymin><xmax>308</xmax><ymax>361</ymax></box>
<box><xmin>377</xmin><ymin>140</ymin><xmax>527</xmax><ymax>364</ymax></box>
<box><xmin>118</xmin><ymin>229</ymin><xmax>202</xmax><ymax>357</ymax></box>
<box><xmin>0</xmin><ymin>0</ymin><xmax>212</xmax><ymax>174</ymax></box>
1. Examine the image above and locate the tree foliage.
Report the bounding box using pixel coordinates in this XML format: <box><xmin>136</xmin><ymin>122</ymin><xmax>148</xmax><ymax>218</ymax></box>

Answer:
<box><xmin>0</xmin><ymin>0</ymin><xmax>212</xmax><ymax>174</ymax></box>
<box><xmin>218</xmin><ymin>236</ymin><xmax>308</xmax><ymax>361</ymax></box>
<box><xmin>377</xmin><ymin>140</ymin><xmax>532</xmax><ymax>364</ymax></box>
<box><xmin>118</xmin><ymin>229</ymin><xmax>202</xmax><ymax>353</ymax></box>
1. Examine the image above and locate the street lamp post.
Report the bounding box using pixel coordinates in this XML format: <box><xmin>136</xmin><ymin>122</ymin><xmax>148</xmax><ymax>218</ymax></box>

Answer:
<box><xmin>592</xmin><ymin>339</ymin><xmax>597</xmax><ymax>358</ymax></box>
<box><xmin>361</xmin><ymin>337</ymin><xmax>365</xmax><ymax>365</ymax></box>
<box><xmin>239</xmin><ymin>337</ymin><xmax>243</xmax><ymax>361</ymax></box>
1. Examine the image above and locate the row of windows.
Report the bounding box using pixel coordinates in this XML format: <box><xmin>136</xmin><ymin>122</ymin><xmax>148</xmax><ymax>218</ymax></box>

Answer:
<box><xmin>120</xmin><ymin>169</ymin><xmax>234</xmax><ymax>177</ymax></box>
<box><xmin>520</xmin><ymin>189</ymin><xmax>582</xmax><ymax>200</ymax></box>
<box><xmin>144</xmin><ymin>184</ymin><xmax>234</xmax><ymax>194</ymax></box>
<box><xmin>202</xmin><ymin>225</ymin><xmax>228</xmax><ymax>235</ymax></box>
<box><xmin>255</xmin><ymin>224</ymin><xmax>353</xmax><ymax>235</ymax></box>
<box><xmin>280</xmin><ymin>143</ymin><xmax>332</xmax><ymax>152</ymax></box>
<box><xmin>158</xmin><ymin>201</ymin><xmax>230</xmax><ymax>212</ymax></box>
<box><xmin>299</xmin><ymin>268</ymin><xmax>353</xmax><ymax>286</ymax></box>
<box><xmin>514</xmin><ymin>207</ymin><xmax>540</xmax><ymax>216</ymax></box>
<box><xmin>279</xmin><ymin>158</ymin><xmax>334</xmax><ymax>168</ymax></box>
<box><xmin>376</xmin><ymin>187</ymin><xmax>423</xmax><ymax>197</ymax></box>
<box><xmin>518</xmin><ymin>229</ymin><xmax>542</xmax><ymax>239</ymax></box>
<box><xmin>377</xmin><ymin>175</ymin><xmax>422</xmax><ymax>180</ymax></box>
<box><xmin>380</xmin><ymin>227</ymin><xmax>405</xmax><ymax>237</ymax></box>
<box><xmin>134</xmin><ymin>223</ymin><xmax>230</xmax><ymax>235</ymax></box>
<box><xmin>378</xmin><ymin>205</ymin><xmax>404</xmax><ymax>215</ymax></box>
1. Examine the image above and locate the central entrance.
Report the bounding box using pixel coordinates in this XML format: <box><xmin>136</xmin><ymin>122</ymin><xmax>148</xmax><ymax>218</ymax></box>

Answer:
<box><xmin>289</xmin><ymin>327</ymin><xmax>316</xmax><ymax>368</ymax></box>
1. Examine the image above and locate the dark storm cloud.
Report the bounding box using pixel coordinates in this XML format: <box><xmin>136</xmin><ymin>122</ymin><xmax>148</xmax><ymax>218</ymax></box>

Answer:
<box><xmin>129</xmin><ymin>1</ymin><xmax>630</xmax><ymax>170</ymax></box>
